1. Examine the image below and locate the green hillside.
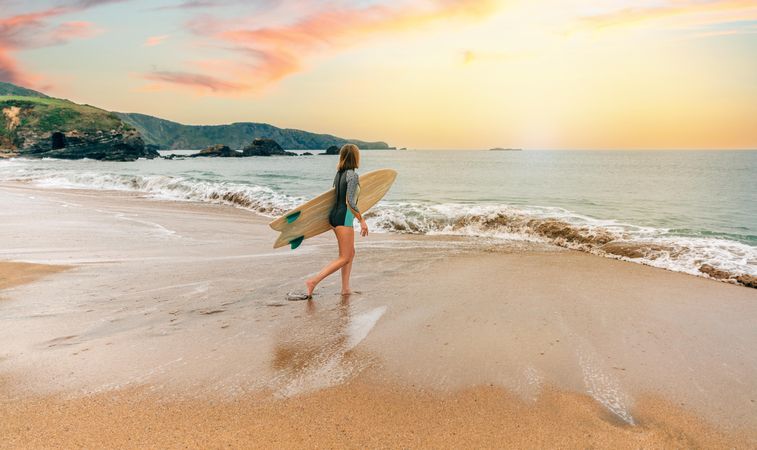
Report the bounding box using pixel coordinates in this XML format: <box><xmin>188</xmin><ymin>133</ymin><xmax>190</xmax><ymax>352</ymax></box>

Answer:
<box><xmin>0</xmin><ymin>95</ymin><xmax>131</xmax><ymax>147</ymax></box>
<box><xmin>116</xmin><ymin>112</ymin><xmax>392</xmax><ymax>150</ymax></box>
<box><xmin>0</xmin><ymin>81</ymin><xmax>49</xmax><ymax>98</ymax></box>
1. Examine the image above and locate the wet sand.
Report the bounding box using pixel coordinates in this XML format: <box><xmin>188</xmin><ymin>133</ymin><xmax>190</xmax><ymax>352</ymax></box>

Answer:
<box><xmin>1</xmin><ymin>182</ymin><xmax>756</xmax><ymax>448</ymax></box>
<box><xmin>0</xmin><ymin>261</ymin><xmax>68</xmax><ymax>291</ymax></box>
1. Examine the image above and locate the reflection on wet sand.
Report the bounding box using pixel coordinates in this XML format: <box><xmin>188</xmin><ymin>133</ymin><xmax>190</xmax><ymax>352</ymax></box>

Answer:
<box><xmin>0</xmin><ymin>262</ymin><xmax>69</xmax><ymax>292</ymax></box>
<box><xmin>271</xmin><ymin>295</ymin><xmax>386</xmax><ymax>397</ymax></box>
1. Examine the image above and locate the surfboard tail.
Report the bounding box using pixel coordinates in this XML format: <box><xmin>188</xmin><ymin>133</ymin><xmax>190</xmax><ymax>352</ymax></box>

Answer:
<box><xmin>289</xmin><ymin>236</ymin><xmax>304</xmax><ymax>250</ymax></box>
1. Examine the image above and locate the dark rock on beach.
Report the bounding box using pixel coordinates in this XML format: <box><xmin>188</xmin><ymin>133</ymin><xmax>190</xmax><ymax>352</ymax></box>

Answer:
<box><xmin>301</xmin><ymin>152</ymin><xmax>313</xmax><ymax>156</ymax></box>
<box><xmin>242</xmin><ymin>138</ymin><xmax>295</xmax><ymax>156</ymax></box>
<box><xmin>190</xmin><ymin>144</ymin><xmax>241</xmax><ymax>158</ymax></box>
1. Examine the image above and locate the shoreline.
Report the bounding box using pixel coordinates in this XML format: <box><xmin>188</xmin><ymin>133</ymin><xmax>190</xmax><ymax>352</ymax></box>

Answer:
<box><xmin>1</xmin><ymin>183</ymin><xmax>756</xmax><ymax>447</ymax></box>
<box><xmin>1</xmin><ymin>176</ymin><xmax>754</xmax><ymax>289</ymax></box>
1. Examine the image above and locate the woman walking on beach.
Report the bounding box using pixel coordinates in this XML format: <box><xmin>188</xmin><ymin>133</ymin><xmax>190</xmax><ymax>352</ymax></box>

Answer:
<box><xmin>305</xmin><ymin>144</ymin><xmax>368</xmax><ymax>298</ymax></box>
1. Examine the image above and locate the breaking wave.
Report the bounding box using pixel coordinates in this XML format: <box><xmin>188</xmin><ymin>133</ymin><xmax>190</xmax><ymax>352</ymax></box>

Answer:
<box><xmin>364</xmin><ymin>203</ymin><xmax>757</xmax><ymax>287</ymax></box>
<box><xmin>3</xmin><ymin>167</ymin><xmax>755</xmax><ymax>288</ymax></box>
<box><xmin>13</xmin><ymin>170</ymin><xmax>300</xmax><ymax>216</ymax></box>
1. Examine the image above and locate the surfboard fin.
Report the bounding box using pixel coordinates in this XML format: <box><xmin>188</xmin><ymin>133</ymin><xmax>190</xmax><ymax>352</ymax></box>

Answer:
<box><xmin>285</xmin><ymin>211</ymin><xmax>301</xmax><ymax>224</ymax></box>
<box><xmin>289</xmin><ymin>236</ymin><xmax>305</xmax><ymax>250</ymax></box>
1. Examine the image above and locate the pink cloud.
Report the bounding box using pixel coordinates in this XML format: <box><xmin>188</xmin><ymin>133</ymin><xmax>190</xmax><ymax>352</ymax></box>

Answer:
<box><xmin>143</xmin><ymin>0</ymin><xmax>500</xmax><ymax>93</ymax></box>
<box><xmin>143</xmin><ymin>70</ymin><xmax>248</xmax><ymax>93</ymax></box>
<box><xmin>144</xmin><ymin>34</ymin><xmax>170</xmax><ymax>47</ymax></box>
<box><xmin>0</xmin><ymin>2</ymin><xmax>124</xmax><ymax>88</ymax></box>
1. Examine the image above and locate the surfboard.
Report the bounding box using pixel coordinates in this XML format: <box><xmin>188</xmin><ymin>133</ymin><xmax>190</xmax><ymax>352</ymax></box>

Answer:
<box><xmin>269</xmin><ymin>169</ymin><xmax>397</xmax><ymax>249</ymax></box>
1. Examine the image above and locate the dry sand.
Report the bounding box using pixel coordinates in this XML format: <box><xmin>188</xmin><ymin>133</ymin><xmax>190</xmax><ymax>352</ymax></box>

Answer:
<box><xmin>0</xmin><ymin>378</ymin><xmax>748</xmax><ymax>449</ymax></box>
<box><xmin>1</xmin><ymin>183</ymin><xmax>756</xmax><ymax>448</ymax></box>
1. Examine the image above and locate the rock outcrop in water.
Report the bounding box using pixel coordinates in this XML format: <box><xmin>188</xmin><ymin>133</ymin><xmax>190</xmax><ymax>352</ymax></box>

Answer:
<box><xmin>242</xmin><ymin>138</ymin><xmax>295</xmax><ymax>156</ymax></box>
<box><xmin>322</xmin><ymin>145</ymin><xmax>340</xmax><ymax>155</ymax></box>
<box><xmin>185</xmin><ymin>139</ymin><xmax>295</xmax><ymax>157</ymax></box>
<box><xmin>191</xmin><ymin>144</ymin><xmax>241</xmax><ymax>158</ymax></box>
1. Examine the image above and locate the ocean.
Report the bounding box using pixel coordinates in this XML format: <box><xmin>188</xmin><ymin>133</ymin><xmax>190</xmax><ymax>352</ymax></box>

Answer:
<box><xmin>1</xmin><ymin>150</ymin><xmax>755</xmax><ymax>282</ymax></box>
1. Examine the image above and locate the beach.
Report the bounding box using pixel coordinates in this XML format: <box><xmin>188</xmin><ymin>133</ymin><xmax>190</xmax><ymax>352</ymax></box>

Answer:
<box><xmin>1</xmin><ymin>182</ymin><xmax>756</xmax><ymax>448</ymax></box>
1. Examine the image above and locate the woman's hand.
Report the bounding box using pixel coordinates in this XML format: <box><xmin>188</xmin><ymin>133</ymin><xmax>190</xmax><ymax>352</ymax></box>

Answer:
<box><xmin>360</xmin><ymin>220</ymin><xmax>369</xmax><ymax>237</ymax></box>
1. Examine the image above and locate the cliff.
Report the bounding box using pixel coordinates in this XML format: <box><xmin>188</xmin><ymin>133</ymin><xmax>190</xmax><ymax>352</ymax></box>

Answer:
<box><xmin>0</xmin><ymin>95</ymin><xmax>156</xmax><ymax>161</ymax></box>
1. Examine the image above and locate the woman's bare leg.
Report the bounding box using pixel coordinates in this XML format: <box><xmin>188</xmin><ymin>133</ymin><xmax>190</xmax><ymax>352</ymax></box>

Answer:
<box><xmin>306</xmin><ymin>226</ymin><xmax>354</xmax><ymax>297</ymax></box>
<box><xmin>340</xmin><ymin>250</ymin><xmax>354</xmax><ymax>295</ymax></box>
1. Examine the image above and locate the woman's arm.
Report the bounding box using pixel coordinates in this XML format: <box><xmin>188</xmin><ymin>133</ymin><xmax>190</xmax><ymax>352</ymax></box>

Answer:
<box><xmin>345</xmin><ymin>171</ymin><xmax>368</xmax><ymax>236</ymax></box>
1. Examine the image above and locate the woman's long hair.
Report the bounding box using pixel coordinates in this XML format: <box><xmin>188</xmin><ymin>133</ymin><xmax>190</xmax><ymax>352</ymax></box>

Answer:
<box><xmin>337</xmin><ymin>144</ymin><xmax>360</xmax><ymax>171</ymax></box>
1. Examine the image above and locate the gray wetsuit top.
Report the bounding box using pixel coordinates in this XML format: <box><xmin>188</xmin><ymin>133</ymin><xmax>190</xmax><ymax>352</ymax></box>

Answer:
<box><xmin>329</xmin><ymin>169</ymin><xmax>360</xmax><ymax>227</ymax></box>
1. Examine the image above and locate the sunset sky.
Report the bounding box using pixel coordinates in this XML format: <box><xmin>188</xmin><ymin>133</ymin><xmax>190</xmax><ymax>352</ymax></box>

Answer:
<box><xmin>2</xmin><ymin>0</ymin><xmax>756</xmax><ymax>149</ymax></box>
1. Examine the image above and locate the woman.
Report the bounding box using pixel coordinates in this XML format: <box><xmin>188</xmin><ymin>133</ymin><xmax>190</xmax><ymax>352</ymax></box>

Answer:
<box><xmin>305</xmin><ymin>144</ymin><xmax>368</xmax><ymax>298</ymax></box>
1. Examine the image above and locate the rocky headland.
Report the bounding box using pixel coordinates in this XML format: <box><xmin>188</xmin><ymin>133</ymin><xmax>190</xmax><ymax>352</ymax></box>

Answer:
<box><xmin>1</xmin><ymin>89</ymin><xmax>157</xmax><ymax>161</ymax></box>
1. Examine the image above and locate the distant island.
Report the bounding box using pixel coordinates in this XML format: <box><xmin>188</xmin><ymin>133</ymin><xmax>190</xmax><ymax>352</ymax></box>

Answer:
<box><xmin>489</xmin><ymin>147</ymin><xmax>522</xmax><ymax>151</ymax></box>
<box><xmin>0</xmin><ymin>81</ymin><xmax>393</xmax><ymax>161</ymax></box>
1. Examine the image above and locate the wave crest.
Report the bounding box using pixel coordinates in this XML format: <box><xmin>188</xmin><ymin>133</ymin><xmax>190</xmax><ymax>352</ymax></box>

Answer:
<box><xmin>20</xmin><ymin>172</ymin><xmax>299</xmax><ymax>216</ymax></box>
<box><xmin>366</xmin><ymin>203</ymin><xmax>757</xmax><ymax>287</ymax></box>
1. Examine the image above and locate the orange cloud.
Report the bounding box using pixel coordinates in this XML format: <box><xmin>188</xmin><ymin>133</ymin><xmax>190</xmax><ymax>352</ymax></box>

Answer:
<box><xmin>144</xmin><ymin>0</ymin><xmax>501</xmax><ymax>93</ymax></box>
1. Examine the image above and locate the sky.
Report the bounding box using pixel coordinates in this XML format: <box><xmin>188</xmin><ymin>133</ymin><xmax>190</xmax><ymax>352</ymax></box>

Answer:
<box><xmin>1</xmin><ymin>0</ymin><xmax>756</xmax><ymax>149</ymax></box>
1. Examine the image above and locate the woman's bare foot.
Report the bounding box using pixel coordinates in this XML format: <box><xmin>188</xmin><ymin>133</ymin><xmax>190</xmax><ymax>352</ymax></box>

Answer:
<box><xmin>305</xmin><ymin>278</ymin><xmax>317</xmax><ymax>297</ymax></box>
<box><xmin>340</xmin><ymin>289</ymin><xmax>352</xmax><ymax>296</ymax></box>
